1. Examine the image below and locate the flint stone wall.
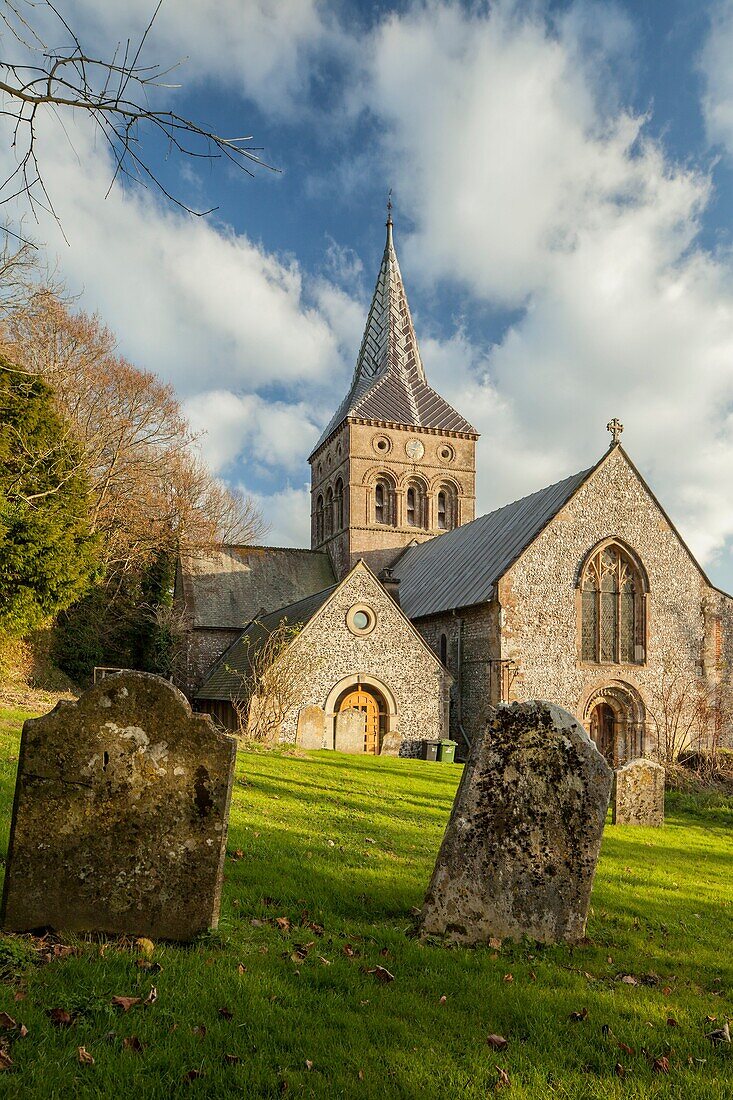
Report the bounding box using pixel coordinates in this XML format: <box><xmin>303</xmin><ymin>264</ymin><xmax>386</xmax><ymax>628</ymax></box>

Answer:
<box><xmin>612</xmin><ymin>758</ymin><xmax>665</xmax><ymax>826</ymax></box>
<box><xmin>419</xmin><ymin>701</ymin><xmax>612</xmax><ymax>945</ymax></box>
<box><xmin>1</xmin><ymin>672</ymin><xmax>236</xmax><ymax>941</ymax></box>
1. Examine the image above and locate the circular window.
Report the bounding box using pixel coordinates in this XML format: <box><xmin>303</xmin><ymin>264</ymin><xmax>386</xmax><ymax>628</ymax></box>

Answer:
<box><xmin>346</xmin><ymin>604</ymin><xmax>377</xmax><ymax>637</ymax></box>
<box><xmin>438</xmin><ymin>443</ymin><xmax>455</xmax><ymax>463</ymax></box>
<box><xmin>373</xmin><ymin>435</ymin><xmax>392</xmax><ymax>455</ymax></box>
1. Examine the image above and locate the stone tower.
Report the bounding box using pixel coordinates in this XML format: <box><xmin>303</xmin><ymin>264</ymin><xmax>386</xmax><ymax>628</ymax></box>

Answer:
<box><xmin>309</xmin><ymin>214</ymin><xmax>478</xmax><ymax>579</ymax></box>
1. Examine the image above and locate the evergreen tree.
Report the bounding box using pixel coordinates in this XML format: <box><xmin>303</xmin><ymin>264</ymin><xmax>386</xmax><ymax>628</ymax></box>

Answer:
<box><xmin>0</xmin><ymin>360</ymin><xmax>100</xmax><ymax>638</ymax></box>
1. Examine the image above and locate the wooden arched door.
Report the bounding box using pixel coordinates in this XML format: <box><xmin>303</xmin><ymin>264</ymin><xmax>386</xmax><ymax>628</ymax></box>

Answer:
<box><xmin>338</xmin><ymin>688</ymin><xmax>383</xmax><ymax>754</ymax></box>
<box><xmin>589</xmin><ymin>702</ymin><xmax>615</xmax><ymax>765</ymax></box>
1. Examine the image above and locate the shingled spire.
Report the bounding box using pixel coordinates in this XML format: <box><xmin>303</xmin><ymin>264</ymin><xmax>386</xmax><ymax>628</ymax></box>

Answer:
<box><xmin>310</xmin><ymin>215</ymin><xmax>477</xmax><ymax>457</ymax></box>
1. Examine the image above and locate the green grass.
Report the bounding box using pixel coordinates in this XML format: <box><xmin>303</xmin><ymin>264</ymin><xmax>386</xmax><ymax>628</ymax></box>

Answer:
<box><xmin>0</xmin><ymin>708</ymin><xmax>731</xmax><ymax>1098</ymax></box>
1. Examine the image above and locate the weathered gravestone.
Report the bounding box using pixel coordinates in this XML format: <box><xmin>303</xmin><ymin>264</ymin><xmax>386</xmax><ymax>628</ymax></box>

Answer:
<box><xmin>380</xmin><ymin>731</ymin><xmax>401</xmax><ymax>756</ymax></box>
<box><xmin>612</xmin><ymin>758</ymin><xmax>665</xmax><ymax>826</ymax></box>
<box><xmin>334</xmin><ymin>708</ymin><xmax>365</xmax><ymax>753</ymax></box>
<box><xmin>1</xmin><ymin>672</ymin><xmax>236</xmax><ymax>941</ymax></box>
<box><xmin>419</xmin><ymin>701</ymin><xmax>613</xmax><ymax>945</ymax></box>
<box><xmin>296</xmin><ymin>704</ymin><xmax>325</xmax><ymax>750</ymax></box>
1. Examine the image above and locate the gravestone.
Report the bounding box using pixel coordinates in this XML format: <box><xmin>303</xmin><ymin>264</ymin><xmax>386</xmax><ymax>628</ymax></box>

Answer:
<box><xmin>297</xmin><ymin>704</ymin><xmax>325</xmax><ymax>750</ymax></box>
<box><xmin>335</xmin><ymin>708</ymin><xmax>365</xmax><ymax>753</ymax></box>
<box><xmin>1</xmin><ymin>672</ymin><xmax>236</xmax><ymax>941</ymax></box>
<box><xmin>419</xmin><ymin>701</ymin><xmax>612</xmax><ymax>945</ymax></box>
<box><xmin>380</xmin><ymin>731</ymin><xmax>401</xmax><ymax>756</ymax></box>
<box><xmin>612</xmin><ymin>758</ymin><xmax>665</xmax><ymax>826</ymax></box>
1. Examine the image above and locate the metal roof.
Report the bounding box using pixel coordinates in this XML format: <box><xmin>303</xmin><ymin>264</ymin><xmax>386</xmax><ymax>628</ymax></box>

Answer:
<box><xmin>393</xmin><ymin>467</ymin><xmax>593</xmax><ymax>619</ymax></box>
<box><xmin>310</xmin><ymin>220</ymin><xmax>477</xmax><ymax>456</ymax></box>
<box><xmin>178</xmin><ymin>545</ymin><xmax>335</xmax><ymax>631</ymax></box>
<box><xmin>196</xmin><ymin>585</ymin><xmax>337</xmax><ymax>701</ymax></box>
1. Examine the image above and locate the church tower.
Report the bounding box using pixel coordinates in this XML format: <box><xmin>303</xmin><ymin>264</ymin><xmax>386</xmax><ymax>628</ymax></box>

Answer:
<box><xmin>309</xmin><ymin>212</ymin><xmax>478</xmax><ymax>580</ymax></box>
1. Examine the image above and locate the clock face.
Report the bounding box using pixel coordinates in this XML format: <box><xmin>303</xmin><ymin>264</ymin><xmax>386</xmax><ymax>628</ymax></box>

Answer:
<box><xmin>405</xmin><ymin>438</ymin><xmax>425</xmax><ymax>461</ymax></box>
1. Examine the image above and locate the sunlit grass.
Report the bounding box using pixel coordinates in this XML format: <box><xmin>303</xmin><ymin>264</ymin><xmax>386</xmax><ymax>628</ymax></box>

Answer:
<box><xmin>0</xmin><ymin>708</ymin><xmax>730</xmax><ymax>1098</ymax></box>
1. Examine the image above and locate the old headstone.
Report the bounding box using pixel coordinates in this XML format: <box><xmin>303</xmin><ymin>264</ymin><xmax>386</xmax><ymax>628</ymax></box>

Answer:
<box><xmin>296</xmin><ymin>704</ymin><xmax>326</xmax><ymax>750</ymax></box>
<box><xmin>380</xmin><ymin>731</ymin><xmax>401</xmax><ymax>756</ymax></box>
<box><xmin>419</xmin><ymin>701</ymin><xmax>612</xmax><ymax>945</ymax></box>
<box><xmin>334</xmin><ymin>708</ymin><xmax>365</xmax><ymax>753</ymax></box>
<box><xmin>1</xmin><ymin>672</ymin><xmax>236</xmax><ymax>941</ymax></box>
<box><xmin>612</xmin><ymin>758</ymin><xmax>665</xmax><ymax>826</ymax></box>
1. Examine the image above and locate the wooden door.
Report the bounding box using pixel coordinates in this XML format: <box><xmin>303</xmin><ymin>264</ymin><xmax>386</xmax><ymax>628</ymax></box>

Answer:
<box><xmin>339</xmin><ymin>689</ymin><xmax>380</xmax><ymax>754</ymax></box>
<box><xmin>590</xmin><ymin>702</ymin><xmax>615</xmax><ymax>765</ymax></box>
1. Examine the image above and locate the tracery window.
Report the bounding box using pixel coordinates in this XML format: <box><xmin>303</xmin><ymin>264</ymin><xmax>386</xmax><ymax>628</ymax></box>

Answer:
<box><xmin>316</xmin><ymin>495</ymin><xmax>324</xmax><ymax>543</ymax></box>
<box><xmin>335</xmin><ymin>478</ymin><xmax>344</xmax><ymax>530</ymax></box>
<box><xmin>374</xmin><ymin>478</ymin><xmax>394</xmax><ymax>526</ymax></box>
<box><xmin>580</xmin><ymin>543</ymin><xmax>646</xmax><ymax>664</ymax></box>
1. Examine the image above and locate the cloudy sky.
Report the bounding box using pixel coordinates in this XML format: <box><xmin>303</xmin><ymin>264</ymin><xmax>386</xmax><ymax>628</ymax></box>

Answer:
<box><xmin>4</xmin><ymin>0</ymin><xmax>733</xmax><ymax>588</ymax></box>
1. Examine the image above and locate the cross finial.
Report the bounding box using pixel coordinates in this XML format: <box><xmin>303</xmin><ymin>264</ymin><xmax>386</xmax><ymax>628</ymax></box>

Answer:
<box><xmin>607</xmin><ymin>417</ymin><xmax>624</xmax><ymax>446</ymax></box>
<box><xmin>386</xmin><ymin>188</ymin><xmax>393</xmax><ymax>226</ymax></box>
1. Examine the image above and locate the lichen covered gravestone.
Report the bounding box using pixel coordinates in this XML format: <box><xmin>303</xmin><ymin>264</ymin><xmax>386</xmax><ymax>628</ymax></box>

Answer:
<box><xmin>419</xmin><ymin>701</ymin><xmax>613</xmax><ymax>945</ymax></box>
<box><xmin>1</xmin><ymin>672</ymin><xmax>236</xmax><ymax>941</ymax></box>
<box><xmin>296</xmin><ymin>704</ymin><xmax>325</xmax><ymax>750</ymax></box>
<box><xmin>612</xmin><ymin>758</ymin><xmax>665</xmax><ymax>826</ymax></box>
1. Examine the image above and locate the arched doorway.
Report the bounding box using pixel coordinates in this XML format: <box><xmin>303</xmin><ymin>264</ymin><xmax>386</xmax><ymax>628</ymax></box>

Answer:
<box><xmin>588</xmin><ymin>701</ymin><xmax>616</xmax><ymax>764</ymax></box>
<box><xmin>336</xmin><ymin>686</ymin><xmax>387</xmax><ymax>754</ymax></box>
<box><xmin>582</xmin><ymin>681</ymin><xmax>646</xmax><ymax>766</ymax></box>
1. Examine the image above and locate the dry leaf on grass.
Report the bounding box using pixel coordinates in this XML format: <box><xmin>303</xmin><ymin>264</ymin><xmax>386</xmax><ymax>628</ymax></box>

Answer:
<box><xmin>569</xmin><ymin>1008</ymin><xmax>589</xmax><ymax>1022</ymax></box>
<box><xmin>78</xmin><ymin>1046</ymin><xmax>94</xmax><ymax>1065</ymax></box>
<box><xmin>0</xmin><ymin>1014</ymin><xmax>15</xmax><ymax>1031</ymax></box>
<box><xmin>653</xmin><ymin>1056</ymin><xmax>670</xmax><ymax>1074</ymax></box>
<box><xmin>502</xmin><ymin>973</ymin><xmax>513</xmax><ymax>983</ymax></box>
<box><xmin>667</xmin><ymin>1017</ymin><xmax>679</xmax><ymax>1027</ymax></box>
<box><xmin>275</xmin><ymin>917</ymin><xmax>291</xmax><ymax>933</ymax></box>
<box><xmin>183</xmin><ymin>1069</ymin><xmax>205</xmax><ymax>1081</ymax></box>
<box><xmin>136</xmin><ymin>938</ymin><xmax>155</xmax><ymax>957</ymax></box>
<box><xmin>0</xmin><ymin>1050</ymin><xmax>13</xmax><ymax>1071</ymax></box>
<box><xmin>112</xmin><ymin>996</ymin><xmax>141</xmax><ymax>1012</ymax></box>
<box><xmin>48</xmin><ymin>1008</ymin><xmax>73</xmax><ymax>1027</ymax></box>
<box><xmin>305</xmin><ymin>1059</ymin><xmax>313</xmax><ymax>1070</ymax></box>
<box><xmin>224</xmin><ymin>1053</ymin><xmax>241</xmax><ymax>1065</ymax></box>
<box><xmin>192</xmin><ymin>1025</ymin><xmax>207</xmax><ymax>1038</ymax></box>
<box><xmin>487</xmin><ymin>1034</ymin><xmax>508</xmax><ymax>1050</ymax></box>
<box><xmin>615</xmin><ymin>1063</ymin><xmax>625</xmax><ymax>1078</ymax></box>
<box><xmin>495</xmin><ymin>1067</ymin><xmax>510</xmax><ymax>1090</ymax></box>
<box><xmin>618</xmin><ymin>1042</ymin><xmax>635</xmax><ymax>1056</ymax></box>
<box><xmin>219</xmin><ymin>1007</ymin><xmax>234</xmax><ymax>1020</ymax></box>
<box><xmin>123</xmin><ymin>1036</ymin><xmax>144</xmax><ymax>1053</ymax></box>
<box><xmin>368</xmin><ymin>966</ymin><xmax>394</xmax><ymax>983</ymax></box>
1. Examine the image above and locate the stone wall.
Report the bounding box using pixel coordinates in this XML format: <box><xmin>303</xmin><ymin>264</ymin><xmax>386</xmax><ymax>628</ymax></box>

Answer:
<box><xmin>498</xmin><ymin>447</ymin><xmax>733</xmax><ymax>753</ymax></box>
<box><xmin>276</xmin><ymin>564</ymin><xmax>450</xmax><ymax>749</ymax></box>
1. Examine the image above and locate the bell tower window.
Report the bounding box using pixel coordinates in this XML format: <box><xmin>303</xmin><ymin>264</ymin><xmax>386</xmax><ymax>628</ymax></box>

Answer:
<box><xmin>374</xmin><ymin>477</ymin><xmax>395</xmax><ymax>526</ymax></box>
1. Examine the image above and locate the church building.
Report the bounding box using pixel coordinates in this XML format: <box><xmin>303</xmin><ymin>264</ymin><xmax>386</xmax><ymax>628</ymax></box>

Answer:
<box><xmin>179</xmin><ymin>213</ymin><xmax>733</xmax><ymax>762</ymax></box>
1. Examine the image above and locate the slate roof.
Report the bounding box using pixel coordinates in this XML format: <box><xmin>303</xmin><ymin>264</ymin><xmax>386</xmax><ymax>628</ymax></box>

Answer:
<box><xmin>393</xmin><ymin>467</ymin><xmax>593</xmax><ymax>619</ymax></box>
<box><xmin>310</xmin><ymin>220</ymin><xmax>477</xmax><ymax>456</ymax></box>
<box><xmin>196</xmin><ymin>585</ymin><xmax>337</xmax><ymax>701</ymax></box>
<box><xmin>178</xmin><ymin>545</ymin><xmax>335</xmax><ymax>631</ymax></box>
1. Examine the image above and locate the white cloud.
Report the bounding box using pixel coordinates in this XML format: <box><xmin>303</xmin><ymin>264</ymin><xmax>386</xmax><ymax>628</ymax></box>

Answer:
<box><xmin>352</xmin><ymin>0</ymin><xmax>733</xmax><ymax>570</ymax></box>
<box><xmin>246</xmin><ymin>484</ymin><xmax>312</xmax><ymax>548</ymax></box>
<box><xmin>700</xmin><ymin>0</ymin><xmax>733</xmax><ymax>159</ymax></box>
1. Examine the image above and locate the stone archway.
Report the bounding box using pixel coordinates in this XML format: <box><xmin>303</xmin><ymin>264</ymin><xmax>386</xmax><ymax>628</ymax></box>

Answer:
<box><xmin>323</xmin><ymin>674</ymin><xmax>398</xmax><ymax>753</ymax></box>
<box><xmin>581</xmin><ymin>681</ymin><xmax>646</xmax><ymax>766</ymax></box>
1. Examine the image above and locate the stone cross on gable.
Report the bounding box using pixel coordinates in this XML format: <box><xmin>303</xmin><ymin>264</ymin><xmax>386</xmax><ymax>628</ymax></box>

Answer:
<box><xmin>607</xmin><ymin>418</ymin><xmax>624</xmax><ymax>445</ymax></box>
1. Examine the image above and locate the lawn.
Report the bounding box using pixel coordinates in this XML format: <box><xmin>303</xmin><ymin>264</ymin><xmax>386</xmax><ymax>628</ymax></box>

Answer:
<box><xmin>0</xmin><ymin>707</ymin><xmax>731</xmax><ymax>1099</ymax></box>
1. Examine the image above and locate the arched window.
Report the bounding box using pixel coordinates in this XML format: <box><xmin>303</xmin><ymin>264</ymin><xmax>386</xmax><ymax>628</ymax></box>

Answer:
<box><xmin>316</xmin><ymin>495</ymin><xmax>324</xmax><ymax>543</ymax></box>
<box><xmin>440</xmin><ymin>633</ymin><xmax>448</xmax><ymax>665</ymax></box>
<box><xmin>335</xmin><ymin>478</ymin><xmax>344</xmax><ymax>530</ymax></box>
<box><xmin>437</xmin><ymin>484</ymin><xmax>457</xmax><ymax>531</ymax></box>
<box><xmin>374</xmin><ymin>477</ymin><xmax>394</xmax><ymax>526</ymax></box>
<box><xmin>325</xmin><ymin>487</ymin><xmax>334</xmax><ymax>538</ymax></box>
<box><xmin>580</xmin><ymin>543</ymin><xmax>646</xmax><ymax>664</ymax></box>
<box><xmin>406</xmin><ymin>486</ymin><xmax>416</xmax><ymax>526</ymax></box>
<box><xmin>405</xmin><ymin>480</ymin><xmax>426</xmax><ymax>528</ymax></box>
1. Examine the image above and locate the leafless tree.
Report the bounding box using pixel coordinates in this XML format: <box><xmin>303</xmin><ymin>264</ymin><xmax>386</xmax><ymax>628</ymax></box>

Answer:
<box><xmin>229</xmin><ymin>621</ymin><xmax>318</xmax><ymax>745</ymax></box>
<box><xmin>646</xmin><ymin>658</ymin><xmax>731</xmax><ymax>776</ymax></box>
<box><xmin>0</xmin><ymin>0</ymin><xmax>275</xmax><ymax>233</ymax></box>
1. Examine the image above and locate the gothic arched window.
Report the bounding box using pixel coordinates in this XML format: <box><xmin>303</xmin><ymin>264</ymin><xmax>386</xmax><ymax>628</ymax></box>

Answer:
<box><xmin>335</xmin><ymin>478</ymin><xmax>344</xmax><ymax>530</ymax></box>
<box><xmin>580</xmin><ymin>543</ymin><xmax>646</xmax><ymax>664</ymax></box>
<box><xmin>325</xmin><ymin>487</ymin><xmax>334</xmax><ymax>538</ymax></box>
<box><xmin>437</xmin><ymin>484</ymin><xmax>457</xmax><ymax>531</ymax></box>
<box><xmin>374</xmin><ymin>477</ymin><xmax>395</xmax><ymax>526</ymax></box>
<box><xmin>316</xmin><ymin>495</ymin><xmax>324</xmax><ymax>544</ymax></box>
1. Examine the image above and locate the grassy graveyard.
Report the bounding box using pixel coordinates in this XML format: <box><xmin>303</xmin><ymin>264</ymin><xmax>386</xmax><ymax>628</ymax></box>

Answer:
<box><xmin>0</xmin><ymin>707</ymin><xmax>731</xmax><ymax>1098</ymax></box>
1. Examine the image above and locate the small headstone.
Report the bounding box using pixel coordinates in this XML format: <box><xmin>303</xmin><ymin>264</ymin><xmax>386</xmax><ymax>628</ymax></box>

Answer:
<box><xmin>335</xmin><ymin>709</ymin><xmax>365</xmax><ymax>753</ymax></box>
<box><xmin>612</xmin><ymin>758</ymin><xmax>665</xmax><ymax>826</ymax></box>
<box><xmin>380</xmin><ymin>731</ymin><xmax>401</xmax><ymax>756</ymax></box>
<box><xmin>297</xmin><ymin>704</ymin><xmax>325</xmax><ymax>750</ymax></box>
<box><xmin>419</xmin><ymin>701</ymin><xmax>612</xmax><ymax>945</ymax></box>
<box><xmin>1</xmin><ymin>672</ymin><xmax>236</xmax><ymax>941</ymax></box>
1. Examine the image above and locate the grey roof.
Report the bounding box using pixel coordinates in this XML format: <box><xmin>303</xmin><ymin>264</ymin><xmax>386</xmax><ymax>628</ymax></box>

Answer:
<box><xmin>196</xmin><ymin>585</ymin><xmax>336</xmax><ymax>700</ymax></box>
<box><xmin>394</xmin><ymin>468</ymin><xmax>593</xmax><ymax>619</ymax></box>
<box><xmin>310</xmin><ymin>221</ymin><xmax>477</xmax><ymax>456</ymax></box>
<box><xmin>178</xmin><ymin>545</ymin><xmax>335</xmax><ymax>631</ymax></box>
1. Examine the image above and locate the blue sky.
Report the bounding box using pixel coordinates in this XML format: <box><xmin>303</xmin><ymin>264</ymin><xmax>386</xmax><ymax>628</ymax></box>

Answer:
<box><xmin>4</xmin><ymin>0</ymin><xmax>733</xmax><ymax>589</ymax></box>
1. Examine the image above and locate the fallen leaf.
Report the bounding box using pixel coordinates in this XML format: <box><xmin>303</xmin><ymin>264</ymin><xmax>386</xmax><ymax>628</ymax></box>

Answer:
<box><xmin>489</xmin><ymin>937</ymin><xmax>502</xmax><ymax>950</ymax></box>
<box><xmin>305</xmin><ymin>1060</ymin><xmax>313</xmax><ymax>1070</ymax></box>
<box><xmin>706</xmin><ymin>1021</ymin><xmax>731</xmax><ymax>1044</ymax></box>
<box><xmin>618</xmin><ymin>1042</ymin><xmax>635</xmax><ymax>1056</ymax></box>
<box><xmin>358</xmin><ymin>1069</ymin><xmax>365</xmax><ymax>1080</ymax></box>
<box><xmin>12</xmin><ymin>992</ymin><xmax>25</xmax><ymax>1003</ymax></box>
<box><xmin>237</xmin><ymin>964</ymin><xmax>248</xmax><ymax>975</ymax></box>
<box><xmin>48</xmin><ymin>1008</ymin><xmax>73</xmax><ymax>1027</ymax></box>
<box><xmin>192</xmin><ymin>1025</ymin><xmax>207</xmax><ymax>1038</ymax></box>
<box><xmin>275</xmin><ymin>917</ymin><xmax>291</xmax><ymax>933</ymax></box>
<box><xmin>112</xmin><ymin>996</ymin><xmax>141</xmax><ymax>1012</ymax></box>
<box><xmin>368</xmin><ymin>966</ymin><xmax>394</xmax><ymax>983</ymax></box>
<box><xmin>230</xmin><ymin>849</ymin><xmax>244</xmax><ymax>860</ymax></box>
<box><xmin>144</xmin><ymin>986</ymin><xmax>158</xmax><ymax>1006</ymax></box>
<box><xmin>621</xmin><ymin>975</ymin><xmax>638</xmax><ymax>985</ymax></box>
<box><xmin>663</xmin><ymin>986</ymin><xmax>672</xmax><ymax>996</ymax></box>
<box><xmin>502</xmin><ymin>973</ymin><xmax>514</xmax><ymax>983</ymax></box>
<box><xmin>487</xmin><ymin>1034</ymin><xmax>508</xmax><ymax>1050</ymax></box>
<box><xmin>667</xmin><ymin>1017</ymin><xmax>679</xmax><ymax>1028</ymax></box>
<box><xmin>343</xmin><ymin>944</ymin><xmax>357</xmax><ymax>958</ymax></box>
<box><xmin>439</xmin><ymin>995</ymin><xmax>447</xmax><ymax>1004</ymax></box>
<box><xmin>305</xmin><ymin>921</ymin><xmax>324</xmax><ymax>936</ymax></box>
<box><xmin>530</xmin><ymin>971</ymin><xmax>537</xmax><ymax>982</ymax></box>
<box><xmin>705</xmin><ymin>1015</ymin><xmax>717</xmax><ymax>1023</ymax></box>
<box><xmin>0</xmin><ymin>1050</ymin><xmax>13</xmax><ymax>1071</ymax></box>
<box><xmin>123</xmin><ymin>1036</ymin><xmax>144</xmax><ymax>1053</ymax></box>
<box><xmin>0</xmin><ymin>1014</ymin><xmax>15</xmax><ymax>1031</ymax></box>
<box><xmin>78</xmin><ymin>1046</ymin><xmax>95</xmax><ymax>1065</ymax></box>
<box><xmin>653</xmin><ymin>1056</ymin><xmax>670</xmax><ymax>1074</ymax></box>
<box><xmin>318</xmin><ymin>956</ymin><xmax>331</xmax><ymax>967</ymax></box>
<box><xmin>495</xmin><ymin>1067</ymin><xmax>510</xmax><ymax>1091</ymax></box>
<box><xmin>136</xmin><ymin>938</ymin><xmax>155</xmax><ymax>957</ymax></box>
<box><xmin>224</xmin><ymin>1054</ymin><xmax>241</xmax><ymax>1065</ymax></box>
<box><xmin>183</xmin><ymin>1069</ymin><xmax>205</xmax><ymax>1081</ymax></box>
<box><xmin>569</xmin><ymin>1008</ymin><xmax>589</xmax><ymax>1022</ymax></box>
<box><xmin>218</xmin><ymin>1007</ymin><xmax>234</xmax><ymax>1020</ymax></box>
<box><xmin>615</xmin><ymin>1063</ymin><xmax>625</xmax><ymax>1078</ymax></box>
<box><xmin>18</xmin><ymin>1025</ymin><xmax>28</xmax><ymax>1039</ymax></box>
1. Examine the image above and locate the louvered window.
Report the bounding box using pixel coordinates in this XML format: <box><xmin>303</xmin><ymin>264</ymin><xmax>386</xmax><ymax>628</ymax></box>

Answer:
<box><xmin>580</xmin><ymin>544</ymin><xmax>645</xmax><ymax>664</ymax></box>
